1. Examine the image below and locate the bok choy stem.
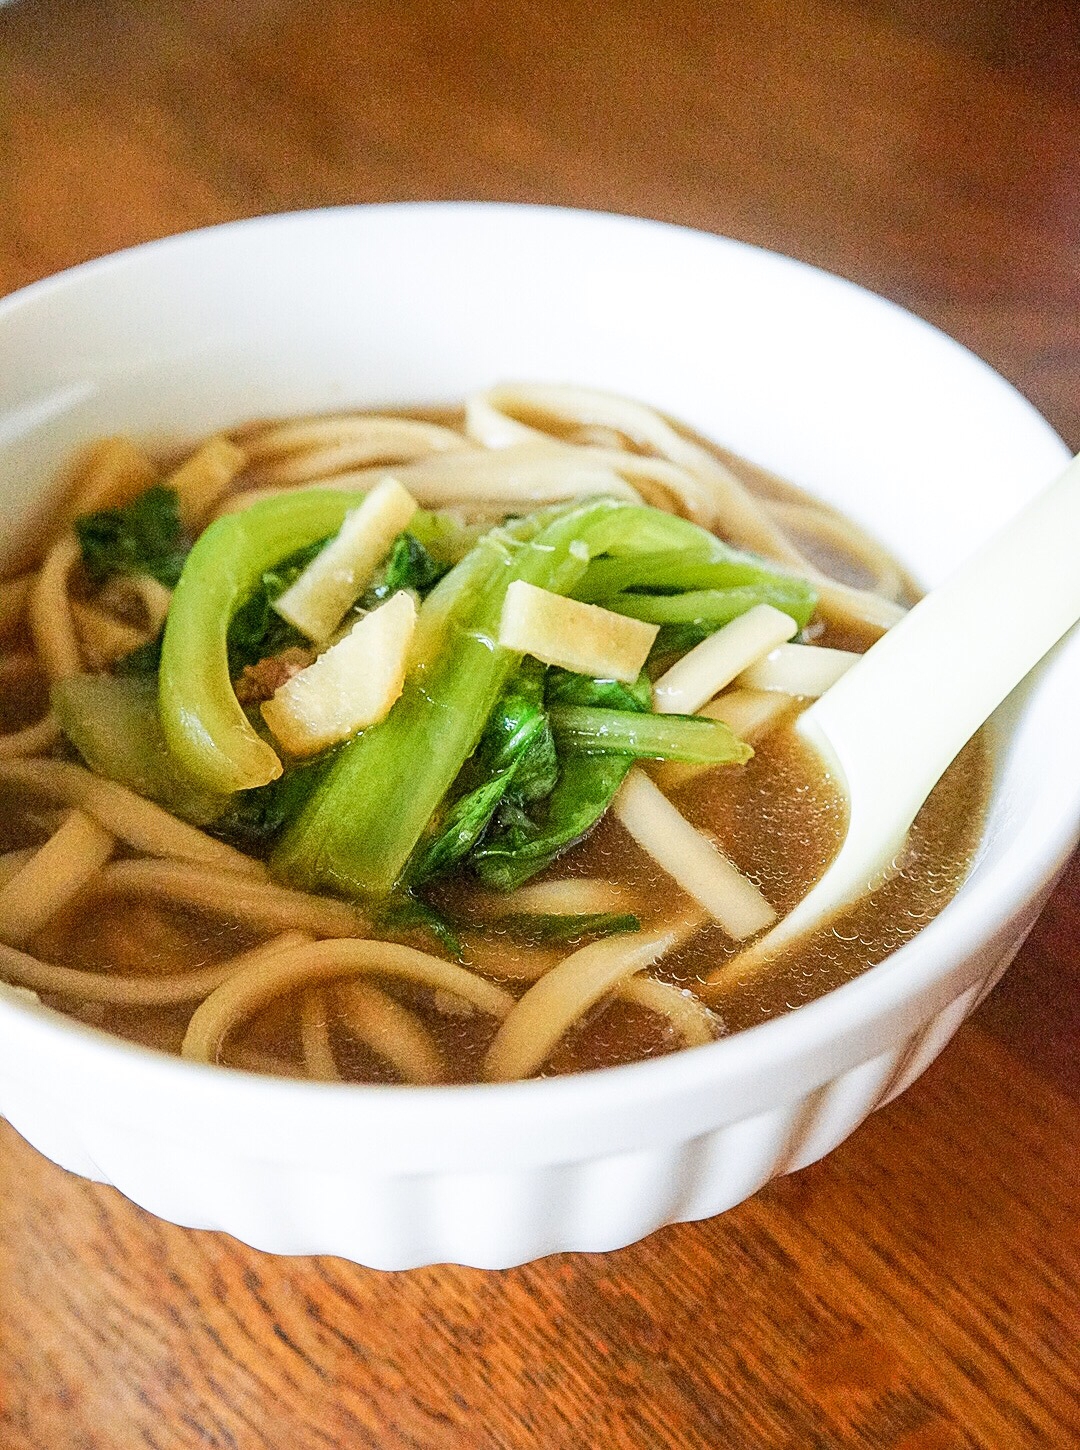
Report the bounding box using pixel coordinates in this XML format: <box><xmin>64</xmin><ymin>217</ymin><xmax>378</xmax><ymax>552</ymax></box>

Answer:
<box><xmin>274</xmin><ymin>497</ymin><xmax>636</xmax><ymax>901</ymax></box>
<box><xmin>549</xmin><ymin>706</ymin><xmax>752</xmax><ymax>764</ymax></box>
<box><xmin>158</xmin><ymin>490</ymin><xmax>461</xmax><ymax>795</ymax></box>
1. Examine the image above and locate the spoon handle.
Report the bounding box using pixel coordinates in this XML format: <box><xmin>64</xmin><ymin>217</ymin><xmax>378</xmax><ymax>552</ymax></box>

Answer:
<box><xmin>709</xmin><ymin>451</ymin><xmax>1080</xmax><ymax>988</ymax></box>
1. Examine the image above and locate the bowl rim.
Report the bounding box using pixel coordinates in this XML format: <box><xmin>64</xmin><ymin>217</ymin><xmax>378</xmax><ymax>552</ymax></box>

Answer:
<box><xmin>0</xmin><ymin>200</ymin><xmax>1076</xmax><ymax>1145</ymax></box>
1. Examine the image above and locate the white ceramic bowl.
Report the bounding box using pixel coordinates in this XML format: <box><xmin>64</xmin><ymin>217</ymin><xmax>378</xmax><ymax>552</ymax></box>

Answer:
<box><xmin>0</xmin><ymin>205</ymin><xmax>1076</xmax><ymax>1269</ymax></box>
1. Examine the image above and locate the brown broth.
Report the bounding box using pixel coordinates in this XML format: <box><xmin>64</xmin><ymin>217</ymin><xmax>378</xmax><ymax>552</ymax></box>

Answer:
<box><xmin>0</xmin><ymin>411</ymin><xmax>992</xmax><ymax>1083</ymax></box>
<box><xmin>4</xmin><ymin>720</ymin><xmax>988</xmax><ymax>1081</ymax></box>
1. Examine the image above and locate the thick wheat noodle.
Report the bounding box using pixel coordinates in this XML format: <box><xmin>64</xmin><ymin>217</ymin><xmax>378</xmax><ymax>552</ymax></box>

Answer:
<box><xmin>617</xmin><ymin>975</ymin><xmax>720</xmax><ymax>1048</ymax></box>
<box><xmin>334</xmin><ymin>979</ymin><xmax>447</xmax><ymax>1085</ymax></box>
<box><xmin>28</xmin><ymin>534</ymin><xmax>82</xmax><ymax>681</ymax></box>
<box><xmin>246</xmin><ymin>443</ymin><xmax>642</xmax><ymax>507</ymax></box>
<box><xmin>464</xmin><ymin>393</ymin><xmax>717</xmax><ymax>521</ymax></box>
<box><xmin>71</xmin><ymin>600</ymin><xmax>149</xmax><ymax>668</ymax></box>
<box><xmin>0</xmin><ymin>713</ymin><xmax>60</xmax><ymax>759</ymax></box>
<box><xmin>96</xmin><ymin>573</ymin><xmax>174</xmax><ymax>635</ymax></box>
<box><xmin>249</xmin><ymin>425</ymin><xmax>468</xmax><ymax>487</ymax></box>
<box><xmin>469</xmin><ymin>385</ymin><xmax>905</xmax><ymax>633</ymax></box>
<box><xmin>0</xmin><ymin>809</ymin><xmax>115</xmax><ymax>947</ymax></box>
<box><xmin>464</xmin><ymin>393</ymin><xmax>538</xmax><ymax>448</ymax></box>
<box><xmin>0</xmin><ymin>930</ymin><xmax>308</xmax><ymax>1008</ymax></box>
<box><xmin>0</xmin><ymin>760</ymin><xmax>261</xmax><ymax>876</ymax></box>
<box><xmin>65</xmin><ymin>436</ymin><xmax>157</xmax><ymax>516</ymax></box>
<box><xmin>0</xmin><ymin>573</ymin><xmax>33</xmax><ymax>635</ymax></box>
<box><xmin>0</xmin><ymin>849</ymin><xmax>33</xmax><ymax>889</ymax></box>
<box><xmin>653</xmin><ymin>604</ymin><xmax>799</xmax><ymax>716</ymax></box>
<box><xmin>766</xmin><ymin>498</ymin><xmax>907</xmax><ymax>601</ymax></box>
<box><xmin>181</xmin><ymin>939</ymin><xmax>515</xmax><ymax>1065</ymax></box>
<box><xmin>167</xmin><ymin>436</ymin><xmax>247</xmax><ymax>529</ymax></box>
<box><xmin>210</xmin><ymin>463</ymin><xmax>641</xmax><ymax>523</ymax></box>
<box><xmin>300</xmin><ymin>988</ymin><xmax>341</xmax><ymax>1081</ymax></box>
<box><xmin>94</xmin><ymin>859</ymin><xmax>368</xmax><ymax>937</ymax></box>
<box><xmin>243</xmin><ymin>415</ymin><xmax>468</xmax><ymax>463</ymax></box>
<box><xmin>736</xmin><ymin>642</ymin><xmax>858</xmax><ymax>697</ymax></box>
<box><xmin>129</xmin><ymin>574</ymin><xmax>173</xmax><ymax>632</ymax></box>
<box><xmin>472</xmin><ymin>383</ymin><xmax>810</xmax><ymax>552</ymax></box>
<box><xmin>484</xmin><ymin>911</ymin><xmax>704</xmax><ymax>1082</ymax></box>
<box><xmin>614</xmin><ymin>769</ymin><xmax>776</xmax><ymax>939</ymax></box>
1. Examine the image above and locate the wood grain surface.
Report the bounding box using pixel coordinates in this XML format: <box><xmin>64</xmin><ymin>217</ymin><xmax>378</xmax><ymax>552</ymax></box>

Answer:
<box><xmin>1</xmin><ymin>1</ymin><xmax>1078</xmax><ymax>1445</ymax></box>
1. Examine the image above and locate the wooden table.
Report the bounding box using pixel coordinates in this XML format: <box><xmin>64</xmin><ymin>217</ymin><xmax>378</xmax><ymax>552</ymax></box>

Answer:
<box><xmin>1</xmin><ymin>2</ymin><xmax>1078</xmax><ymax>1444</ymax></box>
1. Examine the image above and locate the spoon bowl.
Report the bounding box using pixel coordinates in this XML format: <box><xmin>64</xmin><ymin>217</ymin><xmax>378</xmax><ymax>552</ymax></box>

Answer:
<box><xmin>709</xmin><ymin>451</ymin><xmax>1080</xmax><ymax>989</ymax></box>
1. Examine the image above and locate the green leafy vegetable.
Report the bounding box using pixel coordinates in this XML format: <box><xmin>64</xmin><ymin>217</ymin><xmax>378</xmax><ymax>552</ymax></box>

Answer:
<box><xmin>274</xmin><ymin>497</ymin><xmax>639</xmax><ymax>900</ymax></box>
<box><xmin>477</xmin><ymin>667</ymin><xmax>558</xmax><ymax>800</ymax></box>
<box><xmin>470</xmin><ymin>667</ymin><xmax>654</xmax><ymax>892</ymax></box>
<box><xmin>226</xmin><ymin>540</ymin><xmax>325</xmax><ymax>676</ymax></box>
<box><xmin>471</xmin><ymin>752</ymin><xmax>633</xmax><ymax>892</ymax></box>
<box><xmin>51</xmin><ymin>673</ymin><xmax>225</xmax><ymax>824</ymax></box>
<box><xmin>379</xmin><ymin>894</ymin><xmax>464</xmax><ymax>958</ymax></box>
<box><xmin>549</xmin><ymin>706</ymin><xmax>752</xmax><ymax>764</ymax></box>
<box><xmin>210</xmin><ymin>757</ymin><xmax>330</xmax><ymax>853</ymax></box>
<box><xmin>603</xmin><ymin>583</ymin><xmax>815</xmax><ymax>631</ymax></box>
<box><xmin>576</xmin><ymin>545</ymin><xmax>816</xmax><ymax>608</ymax></box>
<box><xmin>361</xmin><ymin>532</ymin><xmax>450</xmax><ymax>607</ymax></box>
<box><xmin>408</xmin><ymin>771</ymin><xmax>517</xmax><ymax>884</ymax></box>
<box><xmin>408</xmin><ymin>666</ymin><xmax>559</xmax><ymax>887</ymax></box>
<box><xmin>75</xmin><ymin>485</ymin><xmax>189</xmax><ymax>587</ymax></box>
<box><xmin>544</xmin><ymin>668</ymin><xmax>652</xmax><ymax>713</ymax></box>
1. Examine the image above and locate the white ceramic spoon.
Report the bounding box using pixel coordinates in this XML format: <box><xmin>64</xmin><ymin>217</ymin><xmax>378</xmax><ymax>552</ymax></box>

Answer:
<box><xmin>708</xmin><ymin>451</ymin><xmax>1080</xmax><ymax>989</ymax></box>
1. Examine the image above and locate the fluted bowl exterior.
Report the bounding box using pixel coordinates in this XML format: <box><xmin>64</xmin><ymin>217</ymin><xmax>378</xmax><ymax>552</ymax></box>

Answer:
<box><xmin>0</xmin><ymin>205</ymin><xmax>1075</xmax><ymax>1268</ymax></box>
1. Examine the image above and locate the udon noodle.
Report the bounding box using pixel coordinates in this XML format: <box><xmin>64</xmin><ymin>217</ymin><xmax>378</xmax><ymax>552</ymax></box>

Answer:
<box><xmin>0</xmin><ymin>385</ymin><xmax>988</xmax><ymax>1083</ymax></box>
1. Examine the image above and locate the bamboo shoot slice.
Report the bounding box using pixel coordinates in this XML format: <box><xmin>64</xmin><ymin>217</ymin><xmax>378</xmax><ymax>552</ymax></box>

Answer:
<box><xmin>498</xmin><ymin>580</ymin><xmax>658</xmax><ymax>683</ymax></box>
<box><xmin>262</xmin><ymin>590</ymin><xmax>416</xmax><ymax>756</ymax></box>
<box><xmin>652</xmin><ymin>603</ymin><xmax>798</xmax><ymax>715</ymax></box>
<box><xmin>273</xmin><ymin>476</ymin><xmax>418</xmax><ymax>643</ymax></box>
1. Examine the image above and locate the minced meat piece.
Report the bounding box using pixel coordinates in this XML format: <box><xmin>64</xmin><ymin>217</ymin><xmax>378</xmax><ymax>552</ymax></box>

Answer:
<box><xmin>233</xmin><ymin>646</ymin><xmax>314</xmax><ymax>705</ymax></box>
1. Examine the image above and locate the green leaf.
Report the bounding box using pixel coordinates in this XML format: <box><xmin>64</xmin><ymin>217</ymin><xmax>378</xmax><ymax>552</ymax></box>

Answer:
<box><xmin>226</xmin><ymin>539</ymin><xmax>326</xmax><ymax>676</ymax></box>
<box><xmin>410</xmin><ymin>666</ymin><xmax>559</xmax><ymax>886</ymax></box>
<box><xmin>576</xmin><ymin>546</ymin><xmax>816</xmax><ymax>610</ymax></box>
<box><xmin>51</xmin><ymin>673</ymin><xmax>226</xmax><ymax>824</ymax></box>
<box><xmin>471</xmin><ymin>751</ymin><xmax>634</xmax><ymax>892</ymax></box>
<box><xmin>468</xmin><ymin>667</ymin><xmax>654</xmax><ymax>891</ymax></box>
<box><xmin>604</xmin><ymin>583</ymin><xmax>815</xmax><ymax>630</ymax></box>
<box><xmin>361</xmin><ymin>532</ymin><xmax>450</xmax><ymax>606</ymax></box>
<box><xmin>74</xmin><ymin>485</ymin><xmax>189</xmax><ymax>587</ymax></box>
<box><xmin>544</xmin><ymin>668</ymin><xmax>652</xmax><ymax>713</ymax></box>
<box><xmin>379</xmin><ymin>894</ymin><xmax>464</xmax><ymax>958</ymax></box>
<box><xmin>210</xmin><ymin>756</ymin><xmax>330</xmax><ymax>852</ymax></box>
<box><xmin>549</xmin><ymin>706</ymin><xmax>752</xmax><ymax>764</ymax></box>
<box><xmin>478</xmin><ymin>666</ymin><xmax>558</xmax><ymax>801</ymax></box>
<box><xmin>408</xmin><ymin>771</ymin><xmax>516</xmax><ymax>884</ymax></box>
